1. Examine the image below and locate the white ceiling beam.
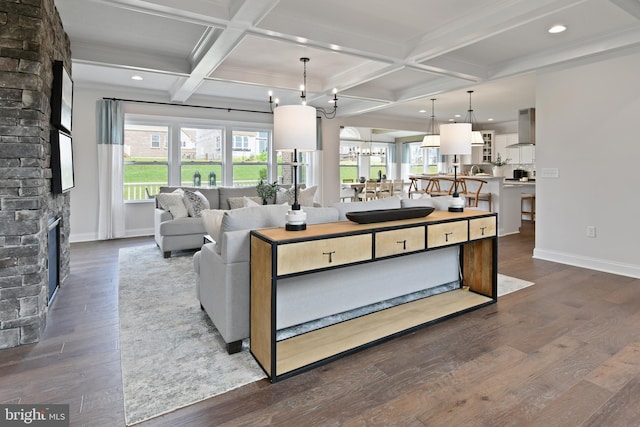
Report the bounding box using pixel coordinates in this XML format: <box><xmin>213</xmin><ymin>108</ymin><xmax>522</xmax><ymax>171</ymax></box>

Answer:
<box><xmin>406</xmin><ymin>0</ymin><xmax>590</xmax><ymax>63</ymax></box>
<box><xmin>169</xmin><ymin>0</ymin><xmax>281</xmax><ymax>102</ymax></box>
<box><xmin>490</xmin><ymin>25</ymin><xmax>640</xmax><ymax>78</ymax></box>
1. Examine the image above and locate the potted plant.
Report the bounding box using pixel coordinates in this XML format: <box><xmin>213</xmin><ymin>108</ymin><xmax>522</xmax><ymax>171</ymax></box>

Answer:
<box><xmin>490</xmin><ymin>153</ymin><xmax>510</xmax><ymax>177</ymax></box>
<box><xmin>256</xmin><ymin>179</ymin><xmax>279</xmax><ymax>204</ymax></box>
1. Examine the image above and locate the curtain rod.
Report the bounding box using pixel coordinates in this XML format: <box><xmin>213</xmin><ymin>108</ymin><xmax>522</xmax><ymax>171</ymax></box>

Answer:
<box><xmin>102</xmin><ymin>97</ymin><xmax>273</xmax><ymax>115</ymax></box>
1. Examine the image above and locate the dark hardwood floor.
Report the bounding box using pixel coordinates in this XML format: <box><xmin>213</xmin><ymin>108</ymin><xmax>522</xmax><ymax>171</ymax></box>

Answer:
<box><xmin>2</xmin><ymin>222</ymin><xmax>640</xmax><ymax>426</ymax></box>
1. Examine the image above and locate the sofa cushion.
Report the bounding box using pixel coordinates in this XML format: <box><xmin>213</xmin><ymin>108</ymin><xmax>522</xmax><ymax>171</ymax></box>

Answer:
<box><xmin>156</xmin><ymin>190</ymin><xmax>189</xmax><ymax>219</ymax></box>
<box><xmin>303</xmin><ymin>206</ymin><xmax>340</xmax><ymax>224</ymax></box>
<box><xmin>401</xmin><ymin>195</ymin><xmax>461</xmax><ymax>211</ymax></box>
<box><xmin>201</xmin><ymin>209</ymin><xmax>225</xmax><ymax>242</ymax></box>
<box><xmin>218</xmin><ymin>186</ymin><xmax>260</xmax><ymax>210</ymax></box>
<box><xmin>216</xmin><ymin>204</ymin><xmax>289</xmax><ymax>255</ymax></box>
<box><xmin>183</xmin><ymin>189</ymin><xmax>210</xmax><ymax>217</ymax></box>
<box><xmin>198</xmin><ymin>188</ymin><xmax>219</xmax><ymax>210</ymax></box>
<box><xmin>158</xmin><ymin>216</ymin><xmax>206</xmax><ymax>236</ymax></box>
<box><xmin>331</xmin><ymin>195</ymin><xmax>402</xmax><ymax>221</ymax></box>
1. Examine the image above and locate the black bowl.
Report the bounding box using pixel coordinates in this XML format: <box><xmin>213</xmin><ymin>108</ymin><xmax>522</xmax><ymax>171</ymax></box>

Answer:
<box><xmin>346</xmin><ymin>207</ymin><xmax>435</xmax><ymax>224</ymax></box>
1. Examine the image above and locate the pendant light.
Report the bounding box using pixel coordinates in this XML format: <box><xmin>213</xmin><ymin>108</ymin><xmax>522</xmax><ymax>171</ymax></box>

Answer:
<box><xmin>421</xmin><ymin>98</ymin><xmax>440</xmax><ymax>148</ymax></box>
<box><xmin>465</xmin><ymin>90</ymin><xmax>485</xmax><ymax>147</ymax></box>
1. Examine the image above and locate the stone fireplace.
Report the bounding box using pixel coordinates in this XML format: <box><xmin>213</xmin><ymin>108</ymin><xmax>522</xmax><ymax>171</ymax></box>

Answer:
<box><xmin>0</xmin><ymin>0</ymin><xmax>72</xmax><ymax>348</ymax></box>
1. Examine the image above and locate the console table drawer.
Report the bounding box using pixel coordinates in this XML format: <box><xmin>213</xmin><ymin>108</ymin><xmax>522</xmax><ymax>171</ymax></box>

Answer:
<box><xmin>469</xmin><ymin>217</ymin><xmax>496</xmax><ymax>240</ymax></box>
<box><xmin>427</xmin><ymin>221</ymin><xmax>468</xmax><ymax>248</ymax></box>
<box><xmin>277</xmin><ymin>234</ymin><xmax>372</xmax><ymax>275</ymax></box>
<box><xmin>375</xmin><ymin>226</ymin><xmax>425</xmax><ymax>258</ymax></box>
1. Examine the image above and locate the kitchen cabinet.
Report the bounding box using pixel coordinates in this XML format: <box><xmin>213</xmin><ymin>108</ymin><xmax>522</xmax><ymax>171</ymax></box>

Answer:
<box><xmin>520</xmin><ymin>145</ymin><xmax>535</xmax><ymax>164</ymax></box>
<box><xmin>470</xmin><ymin>130</ymin><xmax>494</xmax><ymax>164</ymax></box>
<box><xmin>494</xmin><ymin>133</ymin><xmax>516</xmax><ymax>161</ymax></box>
<box><xmin>497</xmin><ymin>133</ymin><xmax>535</xmax><ymax>165</ymax></box>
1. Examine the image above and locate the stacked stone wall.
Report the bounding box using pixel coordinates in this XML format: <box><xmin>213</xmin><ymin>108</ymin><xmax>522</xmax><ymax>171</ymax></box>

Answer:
<box><xmin>0</xmin><ymin>0</ymin><xmax>71</xmax><ymax>348</ymax></box>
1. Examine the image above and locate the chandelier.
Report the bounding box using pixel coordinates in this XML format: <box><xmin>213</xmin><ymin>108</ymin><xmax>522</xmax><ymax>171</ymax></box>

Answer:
<box><xmin>268</xmin><ymin>57</ymin><xmax>338</xmax><ymax>119</ymax></box>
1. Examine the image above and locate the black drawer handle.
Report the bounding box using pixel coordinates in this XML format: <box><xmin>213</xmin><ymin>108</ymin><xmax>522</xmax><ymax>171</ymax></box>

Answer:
<box><xmin>322</xmin><ymin>251</ymin><xmax>336</xmax><ymax>263</ymax></box>
<box><xmin>444</xmin><ymin>232</ymin><xmax>453</xmax><ymax>242</ymax></box>
<box><xmin>396</xmin><ymin>240</ymin><xmax>407</xmax><ymax>250</ymax></box>
<box><xmin>480</xmin><ymin>226</ymin><xmax>486</xmax><ymax>236</ymax></box>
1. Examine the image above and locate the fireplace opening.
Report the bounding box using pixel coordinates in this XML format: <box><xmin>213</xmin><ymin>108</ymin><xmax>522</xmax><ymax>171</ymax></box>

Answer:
<box><xmin>48</xmin><ymin>217</ymin><xmax>61</xmax><ymax>302</ymax></box>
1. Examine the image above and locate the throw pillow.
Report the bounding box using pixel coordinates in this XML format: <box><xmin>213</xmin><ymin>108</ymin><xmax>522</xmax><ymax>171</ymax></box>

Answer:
<box><xmin>228</xmin><ymin>197</ymin><xmax>246</xmax><ymax>210</ymax></box>
<box><xmin>201</xmin><ymin>209</ymin><xmax>225</xmax><ymax>242</ymax></box>
<box><xmin>275</xmin><ymin>185</ymin><xmax>317</xmax><ymax>206</ymax></box>
<box><xmin>156</xmin><ymin>190</ymin><xmax>188</xmax><ymax>219</ymax></box>
<box><xmin>183</xmin><ymin>189</ymin><xmax>210</xmax><ymax>217</ymax></box>
<box><xmin>243</xmin><ymin>196</ymin><xmax>263</xmax><ymax>207</ymax></box>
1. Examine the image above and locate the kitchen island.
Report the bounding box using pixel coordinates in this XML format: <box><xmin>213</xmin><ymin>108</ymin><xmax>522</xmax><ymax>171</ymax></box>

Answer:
<box><xmin>408</xmin><ymin>174</ymin><xmax>535</xmax><ymax>235</ymax></box>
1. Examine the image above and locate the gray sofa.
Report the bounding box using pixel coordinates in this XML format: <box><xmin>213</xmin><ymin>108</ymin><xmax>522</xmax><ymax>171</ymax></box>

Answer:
<box><xmin>193</xmin><ymin>195</ymin><xmax>458</xmax><ymax>353</ymax></box>
<box><xmin>154</xmin><ymin>185</ymin><xmax>314</xmax><ymax>258</ymax></box>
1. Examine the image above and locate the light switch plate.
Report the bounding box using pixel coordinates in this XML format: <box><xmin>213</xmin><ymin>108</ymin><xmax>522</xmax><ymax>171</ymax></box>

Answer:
<box><xmin>541</xmin><ymin>168</ymin><xmax>559</xmax><ymax>178</ymax></box>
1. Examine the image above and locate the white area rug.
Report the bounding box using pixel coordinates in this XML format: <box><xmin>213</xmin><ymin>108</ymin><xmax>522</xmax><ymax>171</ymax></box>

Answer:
<box><xmin>118</xmin><ymin>245</ymin><xmax>266</xmax><ymax>426</ymax></box>
<box><xmin>497</xmin><ymin>273</ymin><xmax>535</xmax><ymax>296</ymax></box>
<box><xmin>118</xmin><ymin>244</ymin><xmax>533</xmax><ymax>425</ymax></box>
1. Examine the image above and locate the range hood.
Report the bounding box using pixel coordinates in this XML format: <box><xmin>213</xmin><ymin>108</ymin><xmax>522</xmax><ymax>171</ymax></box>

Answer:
<box><xmin>507</xmin><ymin>108</ymin><xmax>535</xmax><ymax>147</ymax></box>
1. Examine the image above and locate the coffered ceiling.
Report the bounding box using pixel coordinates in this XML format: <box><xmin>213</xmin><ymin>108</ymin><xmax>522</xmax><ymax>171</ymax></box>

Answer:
<box><xmin>54</xmin><ymin>0</ymin><xmax>640</xmax><ymax>126</ymax></box>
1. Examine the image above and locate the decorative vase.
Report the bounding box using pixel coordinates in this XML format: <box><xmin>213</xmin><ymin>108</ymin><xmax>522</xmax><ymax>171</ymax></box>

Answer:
<box><xmin>492</xmin><ymin>166</ymin><xmax>504</xmax><ymax>177</ymax></box>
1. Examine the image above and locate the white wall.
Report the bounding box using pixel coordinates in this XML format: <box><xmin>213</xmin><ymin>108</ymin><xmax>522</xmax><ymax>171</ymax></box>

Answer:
<box><xmin>534</xmin><ymin>51</ymin><xmax>640</xmax><ymax>278</ymax></box>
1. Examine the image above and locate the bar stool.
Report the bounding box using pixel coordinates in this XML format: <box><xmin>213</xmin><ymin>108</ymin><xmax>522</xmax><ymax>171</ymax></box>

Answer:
<box><xmin>521</xmin><ymin>194</ymin><xmax>535</xmax><ymax>222</ymax></box>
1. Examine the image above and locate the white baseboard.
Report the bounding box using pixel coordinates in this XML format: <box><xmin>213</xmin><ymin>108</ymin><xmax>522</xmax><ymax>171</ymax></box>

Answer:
<box><xmin>70</xmin><ymin>232</ymin><xmax>98</xmax><ymax>243</ymax></box>
<box><xmin>70</xmin><ymin>228</ymin><xmax>153</xmax><ymax>243</ymax></box>
<box><xmin>533</xmin><ymin>248</ymin><xmax>640</xmax><ymax>279</ymax></box>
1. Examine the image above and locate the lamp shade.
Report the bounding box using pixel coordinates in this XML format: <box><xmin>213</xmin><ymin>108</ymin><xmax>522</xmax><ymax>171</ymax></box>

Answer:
<box><xmin>273</xmin><ymin>105</ymin><xmax>317</xmax><ymax>151</ymax></box>
<box><xmin>421</xmin><ymin>134</ymin><xmax>440</xmax><ymax>148</ymax></box>
<box><xmin>439</xmin><ymin>123</ymin><xmax>472</xmax><ymax>155</ymax></box>
<box><xmin>471</xmin><ymin>130</ymin><xmax>484</xmax><ymax>146</ymax></box>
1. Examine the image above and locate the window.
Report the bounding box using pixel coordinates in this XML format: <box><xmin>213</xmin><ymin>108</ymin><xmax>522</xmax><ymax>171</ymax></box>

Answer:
<box><xmin>339</xmin><ymin>141</ymin><xmax>391</xmax><ymax>181</ymax></box>
<box><xmin>180</xmin><ymin>126</ymin><xmax>223</xmax><ymax>187</ymax></box>
<box><xmin>231</xmin><ymin>129</ymin><xmax>270</xmax><ymax>187</ymax></box>
<box><xmin>151</xmin><ymin>134</ymin><xmax>160</xmax><ymax>148</ymax></box>
<box><xmin>405</xmin><ymin>142</ymin><xmax>439</xmax><ymax>176</ymax></box>
<box><xmin>122</xmin><ymin>115</ymin><xmax>302</xmax><ymax>200</ymax></box>
<box><xmin>124</xmin><ymin>124</ymin><xmax>169</xmax><ymax>200</ymax></box>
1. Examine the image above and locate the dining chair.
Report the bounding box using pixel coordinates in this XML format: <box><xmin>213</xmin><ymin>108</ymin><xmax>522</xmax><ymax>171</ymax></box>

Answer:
<box><xmin>391</xmin><ymin>179</ymin><xmax>405</xmax><ymax>196</ymax></box>
<box><xmin>358</xmin><ymin>179</ymin><xmax>378</xmax><ymax>201</ymax></box>
<box><xmin>429</xmin><ymin>177</ymin><xmax>456</xmax><ymax>197</ymax></box>
<box><xmin>377</xmin><ymin>180</ymin><xmax>392</xmax><ymax>198</ymax></box>
<box><xmin>460</xmin><ymin>178</ymin><xmax>492</xmax><ymax>211</ymax></box>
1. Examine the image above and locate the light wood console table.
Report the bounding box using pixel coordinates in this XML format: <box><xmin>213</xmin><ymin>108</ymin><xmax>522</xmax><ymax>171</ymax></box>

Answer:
<box><xmin>250</xmin><ymin>210</ymin><xmax>497</xmax><ymax>382</ymax></box>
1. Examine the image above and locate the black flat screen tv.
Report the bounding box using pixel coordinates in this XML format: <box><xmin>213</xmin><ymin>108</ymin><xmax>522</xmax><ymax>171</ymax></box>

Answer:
<box><xmin>51</xmin><ymin>129</ymin><xmax>75</xmax><ymax>193</ymax></box>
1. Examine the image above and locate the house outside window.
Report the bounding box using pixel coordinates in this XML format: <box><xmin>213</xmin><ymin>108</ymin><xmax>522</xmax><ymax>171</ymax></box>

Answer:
<box><xmin>124</xmin><ymin>124</ymin><xmax>169</xmax><ymax>200</ymax></box>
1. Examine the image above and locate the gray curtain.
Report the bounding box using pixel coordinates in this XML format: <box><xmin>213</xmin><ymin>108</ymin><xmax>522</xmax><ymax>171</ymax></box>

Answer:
<box><xmin>96</xmin><ymin>99</ymin><xmax>125</xmax><ymax>239</ymax></box>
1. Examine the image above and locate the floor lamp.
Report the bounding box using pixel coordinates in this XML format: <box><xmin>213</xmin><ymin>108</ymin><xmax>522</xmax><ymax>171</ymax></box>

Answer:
<box><xmin>439</xmin><ymin>123</ymin><xmax>472</xmax><ymax>212</ymax></box>
<box><xmin>273</xmin><ymin>104</ymin><xmax>317</xmax><ymax>231</ymax></box>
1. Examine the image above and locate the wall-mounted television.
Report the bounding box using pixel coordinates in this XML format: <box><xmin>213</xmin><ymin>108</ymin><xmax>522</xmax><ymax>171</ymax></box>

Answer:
<box><xmin>51</xmin><ymin>129</ymin><xmax>75</xmax><ymax>193</ymax></box>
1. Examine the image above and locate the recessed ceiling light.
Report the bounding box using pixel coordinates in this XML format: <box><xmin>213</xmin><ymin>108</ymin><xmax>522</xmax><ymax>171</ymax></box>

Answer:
<box><xmin>131</xmin><ymin>75</ymin><xmax>143</xmax><ymax>81</ymax></box>
<box><xmin>548</xmin><ymin>24</ymin><xmax>567</xmax><ymax>34</ymax></box>
<box><xmin>488</xmin><ymin>118</ymin><xmax>494</xmax><ymax>121</ymax></box>
<box><xmin>419</xmin><ymin>109</ymin><xmax>427</xmax><ymax>113</ymax></box>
